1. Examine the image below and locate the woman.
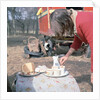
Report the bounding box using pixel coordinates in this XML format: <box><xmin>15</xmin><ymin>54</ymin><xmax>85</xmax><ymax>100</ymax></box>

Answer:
<box><xmin>50</xmin><ymin>9</ymin><xmax>93</xmax><ymax>83</ymax></box>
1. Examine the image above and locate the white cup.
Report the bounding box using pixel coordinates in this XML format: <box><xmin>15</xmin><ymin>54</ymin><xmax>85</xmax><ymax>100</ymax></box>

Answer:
<box><xmin>53</xmin><ymin>69</ymin><xmax>61</xmax><ymax>76</ymax></box>
<box><xmin>46</xmin><ymin>69</ymin><xmax>53</xmax><ymax>76</ymax></box>
<box><xmin>60</xmin><ymin>66</ymin><xmax>65</xmax><ymax>75</ymax></box>
<box><xmin>52</xmin><ymin>66</ymin><xmax>59</xmax><ymax>69</ymax></box>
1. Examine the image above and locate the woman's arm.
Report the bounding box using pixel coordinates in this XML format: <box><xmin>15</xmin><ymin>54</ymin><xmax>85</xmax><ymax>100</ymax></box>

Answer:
<box><xmin>66</xmin><ymin>47</ymin><xmax>75</xmax><ymax>57</ymax></box>
<box><xmin>60</xmin><ymin>35</ymin><xmax>82</xmax><ymax>65</ymax></box>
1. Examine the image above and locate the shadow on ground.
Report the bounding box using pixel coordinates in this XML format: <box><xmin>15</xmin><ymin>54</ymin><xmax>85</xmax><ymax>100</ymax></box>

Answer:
<box><xmin>7</xmin><ymin>73</ymin><xmax>17</xmax><ymax>92</ymax></box>
<box><xmin>75</xmin><ymin>74</ymin><xmax>93</xmax><ymax>91</ymax></box>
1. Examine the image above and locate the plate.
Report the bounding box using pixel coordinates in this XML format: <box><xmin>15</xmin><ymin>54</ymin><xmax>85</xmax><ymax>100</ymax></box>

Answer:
<box><xmin>43</xmin><ymin>71</ymin><xmax>69</xmax><ymax>78</ymax></box>
<box><xmin>18</xmin><ymin>72</ymin><xmax>40</xmax><ymax>77</ymax></box>
<box><xmin>35</xmin><ymin>66</ymin><xmax>48</xmax><ymax>73</ymax></box>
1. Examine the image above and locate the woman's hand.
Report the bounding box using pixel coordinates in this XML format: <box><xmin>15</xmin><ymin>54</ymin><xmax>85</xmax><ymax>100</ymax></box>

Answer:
<box><xmin>60</xmin><ymin>56</ymin><xmax>68</xmax><ymax>65</ymax></box>
<box><xmin>60</xmin><ymin>48</ymin><xmax>75</xmax><ymax>65</ymax></box>
<box><xmin>91</xmin><ymin>73</ymin><xmax>93</xmax><ymax>84</ymax></box>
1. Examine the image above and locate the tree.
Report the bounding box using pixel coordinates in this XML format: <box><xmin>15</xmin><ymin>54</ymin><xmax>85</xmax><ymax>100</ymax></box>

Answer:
<box><xmin>11</xmin><ymin>7</ymin><xmax>16</xmax><ymax>36</ymax></box>
<box><xmin>7</xmin><ymin>7</ymin><xmax>38</xmax><ymax>36</ymax></box>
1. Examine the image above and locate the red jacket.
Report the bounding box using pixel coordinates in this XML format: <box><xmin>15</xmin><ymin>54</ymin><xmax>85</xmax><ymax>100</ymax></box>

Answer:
<box><xmin>70</xmin><ymin>12</ymin><xmax>93</xmax><ymax>72</ymax></box>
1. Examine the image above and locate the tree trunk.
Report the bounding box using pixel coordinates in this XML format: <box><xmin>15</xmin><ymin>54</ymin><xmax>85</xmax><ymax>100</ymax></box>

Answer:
<box><xmin>33</xmin><ymin>20</ymin><xmax>35</xmax><ymax>34</ymax></box>
<box><xmin>27</xmin><ymin>25</ymin><xmax>29</xmax><ymax>34</ymax></box>
<box><xmin>7</xmin><ymin>23</ymin><xmax>10</xmax><ymax>37</ymax></box>
<box><xmin>26</xmin><ymin>20</ymin><xmax>30</xmax><ymax>34</ymax></box>
<box><xmin>22</xmin><ymin>24</ymin><xmax>25</xmax><ymax>34</ymax></box>
<box><xmin>35</xmin><ymin>17</ymin><xmax>39</xmax><ymax>38</ymax></box>
<box><xmin>11</xmin><ymin>8</ymin><xmax>16</xmax><ymax>36</ymax></box>
<box><xmin>7</xmin><ymin>10</ymin><xmax>10</xmax><ymax>37</ymax></box>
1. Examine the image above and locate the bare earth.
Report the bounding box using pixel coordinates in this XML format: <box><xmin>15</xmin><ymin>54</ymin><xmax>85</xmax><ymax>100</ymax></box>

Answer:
<box><xmin>7</xmin><ymin>34</ymin><xmax>93</xmax><ymax>92</ymax></box>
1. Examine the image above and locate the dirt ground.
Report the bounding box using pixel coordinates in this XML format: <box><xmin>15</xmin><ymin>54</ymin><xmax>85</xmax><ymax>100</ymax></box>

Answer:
<box><xmin>7</xmin><ymin>34</ymin><xmax>93</xmax><ymax>92</ymax></box>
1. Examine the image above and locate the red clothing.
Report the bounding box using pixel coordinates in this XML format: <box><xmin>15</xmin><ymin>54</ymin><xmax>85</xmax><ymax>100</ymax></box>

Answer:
<box><xmin>70</xmin><ymin>12</ymin><xmax>93</xmax><ymax>72</ymax></box>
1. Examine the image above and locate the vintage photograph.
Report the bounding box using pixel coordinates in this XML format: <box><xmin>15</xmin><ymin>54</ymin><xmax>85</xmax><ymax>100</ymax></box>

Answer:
<box><xmin>7</xmin><ymin>7</ymin><xmax>93</xmax><ymax>92</ymax></box>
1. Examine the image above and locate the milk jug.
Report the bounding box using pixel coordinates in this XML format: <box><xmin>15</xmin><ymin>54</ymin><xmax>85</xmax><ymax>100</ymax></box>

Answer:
<box><xmin>53</xmin><ymin>56</ymin><xmax>60</xmax><ymax>68</ymax></box>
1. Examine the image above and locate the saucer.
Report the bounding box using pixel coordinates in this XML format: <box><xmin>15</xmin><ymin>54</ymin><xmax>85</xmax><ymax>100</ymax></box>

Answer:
<box><xmin>43</xmin><ymin>71</ymin><xmax>69</xmax><ymax>78</ymax></box>
<box><xmin>18</xmin><ymin>72</ymin><xmax>40</xmax><ymax>77</ymax></box>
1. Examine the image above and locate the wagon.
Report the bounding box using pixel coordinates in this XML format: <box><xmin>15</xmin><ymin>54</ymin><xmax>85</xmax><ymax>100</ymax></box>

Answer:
<box><xmin>36</xmin><ymin>7</ymin><xmax>93</xmax><ymax>56</ymax></box>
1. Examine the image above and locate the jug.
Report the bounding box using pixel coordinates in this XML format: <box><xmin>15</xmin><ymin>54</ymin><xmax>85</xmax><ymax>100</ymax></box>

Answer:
<box><xmin>53</xmin><ymin>56</ymin><xmax>60</xmax><ymax>68</ymax></box>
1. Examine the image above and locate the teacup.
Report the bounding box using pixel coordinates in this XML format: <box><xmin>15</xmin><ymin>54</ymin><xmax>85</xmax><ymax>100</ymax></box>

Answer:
<box><xmin>52</xmin><ymin>66</ymin><xmax>59</xmax><ymax>69</ymax></box>
<box><xmin>53</xmin><ymin>69</ymin><xmax>61</xmax><ymax>76</ymax></box>
<box><xmin>46</xmin><ymin>69</ymin><xmax>53</xmax><ymax>76</ymax></box>
<box><xmin>60</xmin><ymin>66</ymin><xmax>65</xmax><ymax>75</ymax></box>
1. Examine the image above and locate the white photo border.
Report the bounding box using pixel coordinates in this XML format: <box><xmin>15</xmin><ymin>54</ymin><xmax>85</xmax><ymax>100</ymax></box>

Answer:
<box><xmin>0</xmin><ymin>0</ymin><xmax>100</xmax><ymax>100</ymax></box>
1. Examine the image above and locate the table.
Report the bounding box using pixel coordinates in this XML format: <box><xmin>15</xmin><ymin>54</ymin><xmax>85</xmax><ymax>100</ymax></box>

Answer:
<box><xmin>16</xmin><ymin>72</ymin><xmax>80</xmax><ymax>92</ymax></box>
